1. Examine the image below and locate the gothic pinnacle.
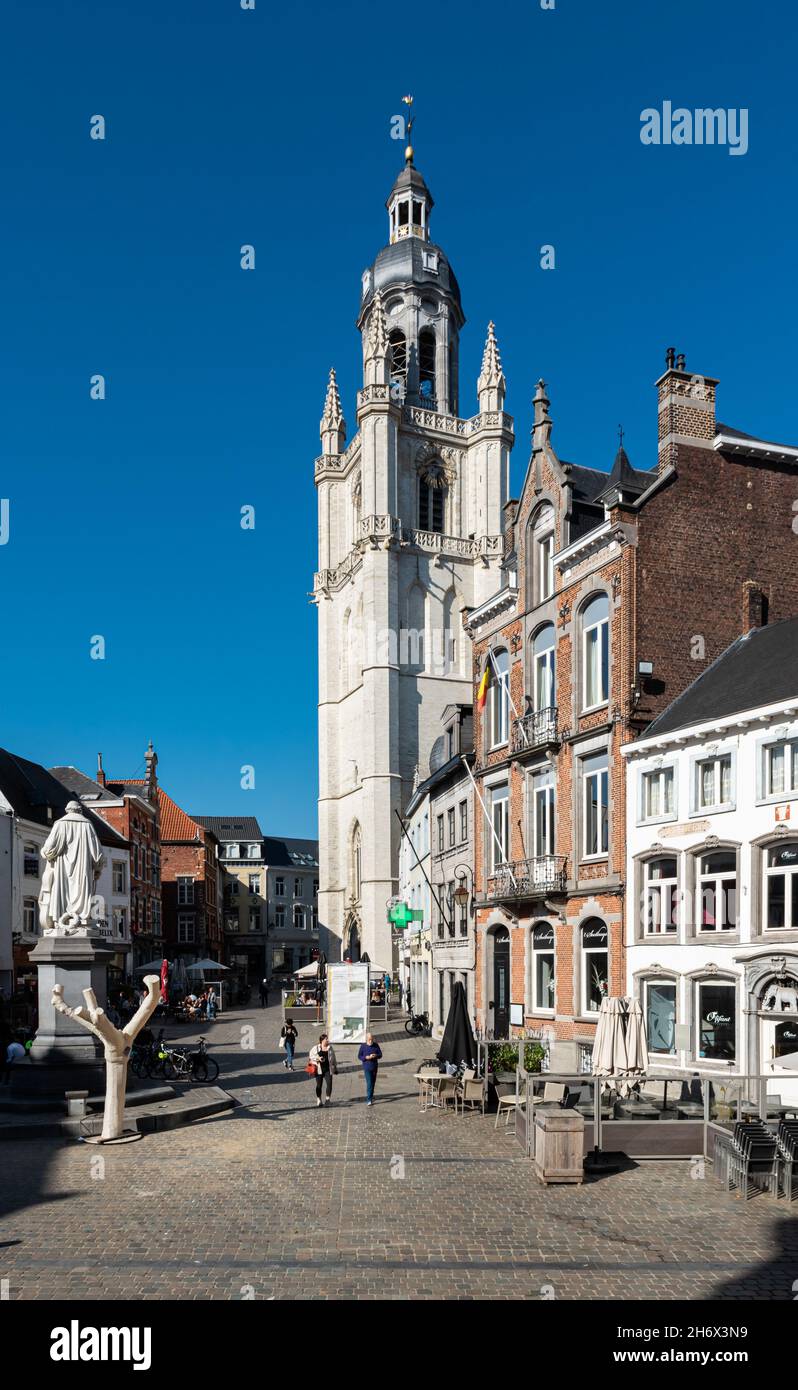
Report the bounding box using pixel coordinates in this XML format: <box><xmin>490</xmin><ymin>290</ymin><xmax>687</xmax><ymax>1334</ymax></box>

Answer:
<box><xmin>365</xmin><ymin>291</ymin><xmax>388</xmax><ymax>361</ymax></box>
<box><xmin>477</xmin><ymin>320</ymin><xmax>506</xmax><ymax>411</ymax></box>
<box><xmin>320</xmin><ymin>368</ymin><xmax>346</xmax><ymax>450</ymax></box>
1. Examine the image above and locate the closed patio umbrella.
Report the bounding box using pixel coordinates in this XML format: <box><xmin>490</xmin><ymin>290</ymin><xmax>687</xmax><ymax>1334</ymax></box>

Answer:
<box><xmin>592</xmin><ymin>995</ymin><xmax>648</xmax><ymax>1095</ymax></box>
<box><xmin>438</xmin><ymin>982</ymin><xmax>477</xmax><ymax>1070</ymax></box>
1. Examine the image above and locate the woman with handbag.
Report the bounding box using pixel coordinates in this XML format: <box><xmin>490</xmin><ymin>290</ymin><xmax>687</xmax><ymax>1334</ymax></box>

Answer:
<box><xmin>280</xmin><ymin>1018</ymin><xmax>298</xmax><ymax>1070</ymax></box>
<box><xmin>308</xmin><ymin>1033</ymin><xmax>337</xmax><ymax>1106</ymax></box>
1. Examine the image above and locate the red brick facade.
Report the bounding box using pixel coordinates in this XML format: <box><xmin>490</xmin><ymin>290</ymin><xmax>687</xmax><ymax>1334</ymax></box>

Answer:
<box><xmin>471</xmin><ymin>359</ymin><xmax>798</xmax><ymax>1068</ymax></box>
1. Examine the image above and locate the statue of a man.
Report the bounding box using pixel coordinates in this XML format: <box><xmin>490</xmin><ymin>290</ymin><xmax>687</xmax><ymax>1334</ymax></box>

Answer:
<box><xmin>39</xmin><ymin>800</ymin><xmax>104</xmax><ymax>935</ymax></box>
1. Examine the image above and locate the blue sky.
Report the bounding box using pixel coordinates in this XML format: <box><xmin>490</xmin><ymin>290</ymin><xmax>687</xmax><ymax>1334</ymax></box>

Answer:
<box><xmin>0</xmin><ymin>0</ymin><xmax>795</xmax><ymax>836</ymax></box>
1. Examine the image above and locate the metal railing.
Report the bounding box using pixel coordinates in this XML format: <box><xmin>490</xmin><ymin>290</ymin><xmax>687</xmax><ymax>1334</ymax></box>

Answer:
<box><xmin>511</xmin><ymin>706</ymin><xmax>559</xmax><ymax>754</ymax></box>
<box><xmin>485</xmin><ymin>855</ymin><xmax>567</xmax><ymax>901</ymax></box>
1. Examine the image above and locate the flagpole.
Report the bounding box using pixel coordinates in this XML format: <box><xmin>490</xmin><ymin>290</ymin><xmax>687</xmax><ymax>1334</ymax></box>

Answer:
<box><xmin>461</xmin><ymin>756</ymin><xmax>517</xmax><ymax>889</ymax></box>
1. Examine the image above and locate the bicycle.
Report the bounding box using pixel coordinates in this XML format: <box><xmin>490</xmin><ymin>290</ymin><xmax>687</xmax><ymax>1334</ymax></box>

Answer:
<box><xmin>405</xmin><ymin>1011</ymin><xmax>432</xmax><ymax>1037</ymax></box>
<box><xmin>158</xmin><ymin>1036</ymin><xmax>220</xmax><ymax>1084</ymax></box>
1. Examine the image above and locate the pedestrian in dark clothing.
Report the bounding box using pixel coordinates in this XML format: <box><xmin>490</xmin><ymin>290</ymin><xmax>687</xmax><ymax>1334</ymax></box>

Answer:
<box><xmin>309</xmin><ymin>1033</ymin><xmax>338</xmax><ymax>1106</ymax></box>
<box><xmin>357</xmin><ymin>1032</ymin><xmax>383</xmax><ymax>1105</ymax></box>
<box><xmin>259</xmin><ymin>978</ymin><xmax>268</xmax><ymax>1007</ymax></box>
<box><xmin>281</xmin><ymin>1018</ymin><xmax>298</xmax><ymax>1070</ymax></box>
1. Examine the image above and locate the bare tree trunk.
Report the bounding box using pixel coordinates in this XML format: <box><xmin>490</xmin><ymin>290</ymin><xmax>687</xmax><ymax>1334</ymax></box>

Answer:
<box><xmin>52</xmin><ymin>974</ymin><xmax>161</xmax><ymax>1141</ymax></box>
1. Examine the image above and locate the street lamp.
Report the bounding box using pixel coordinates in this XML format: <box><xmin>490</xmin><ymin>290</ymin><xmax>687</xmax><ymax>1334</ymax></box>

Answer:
<box><xmin>453</xmin><ymin>863</ymin><xmax>474</xmax><ymax>915</ymax></box>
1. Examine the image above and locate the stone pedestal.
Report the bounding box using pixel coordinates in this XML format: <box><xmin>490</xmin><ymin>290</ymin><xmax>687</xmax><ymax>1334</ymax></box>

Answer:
<box><xmin>13</xmin><ymin>934</ymin><xmax>115</xmax><ymax>1096</ymax></box>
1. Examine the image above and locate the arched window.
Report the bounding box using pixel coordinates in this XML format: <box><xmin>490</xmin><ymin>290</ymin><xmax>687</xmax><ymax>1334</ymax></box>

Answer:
<box><xmin>581</xmin><ymin>919</ymin><xmax>608</xmax><ymax>1015</ymax></box>
<box><xmin>531</xmin><ymin>624</ymin><xmax>556</xmax><ymax>711</ymax></box>
<box><xmin>581</xmin><ymin>592</ymin><xmax>609</xmax><ymax>708</ymax></box>
<box><xmin>418</xmin><ymin>464</ymin><xmax>446</xmax><ymax>534</ymax></box>
<box><xmin>526</xmin><ymin>504</ymin><xmax>555</xmax><ymax>608</ymax></box>
<box><xmin>489</xmin><ymin>648</ymin><xmax>510</xmax><ymax>748</ymax></box>
<box><xmin>698</xmin><ymin>850</ymin><xmax>737</xmax><ymax>932</ymax></box>
<box><xmin>531</xmin><ymin>921</ymin><xmax>555</xmax><ymax>1013</ymax></box>
<box><xmin>389</xmin><ymin>329</ymin><xmax>407</xmax><ymax>400</ymax></box>
<box><xmin>764</xmin><ymin>841</ymin><xmax>798</xmax><ymax>930</ymax></box>
<box><xmin>419</xmin><ymin>327</ymin><xmax>436</xmax><ymax>405</ymax></box>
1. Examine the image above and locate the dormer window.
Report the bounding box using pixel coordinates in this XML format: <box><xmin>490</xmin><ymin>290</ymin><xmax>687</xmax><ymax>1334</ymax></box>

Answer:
<box><xmin>361</xmin><ymin>270</ymin><xmax>372</xmax><ymax>300</ymax></box>
<box><xmin>422</xmin><ymin>250</ymin><xmax>438</xmax><ymax>273</ymax></box>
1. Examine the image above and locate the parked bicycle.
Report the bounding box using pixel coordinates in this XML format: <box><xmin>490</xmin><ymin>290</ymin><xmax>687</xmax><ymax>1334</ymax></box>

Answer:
<box><xmin>405</xmin><ymin>1011</ymin><xmax>432</xmax><ymax>1037</ymax></box>
<box><xmin>156</xmin><ymin>1036</ymin><xmax>220</xmax><ymax>1083</ymax></box>
<box><xmin>129</xmin><ymin>1028</ymin><xmax>164</xmax><ymax>1079</ymax></box>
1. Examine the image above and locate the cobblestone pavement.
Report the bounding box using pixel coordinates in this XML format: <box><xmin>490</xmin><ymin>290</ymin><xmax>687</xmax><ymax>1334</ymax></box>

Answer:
<box><xmin>1</xmin><ymin>1005</ymin><xmax>797</xmax><ymax>1300</ymax></box>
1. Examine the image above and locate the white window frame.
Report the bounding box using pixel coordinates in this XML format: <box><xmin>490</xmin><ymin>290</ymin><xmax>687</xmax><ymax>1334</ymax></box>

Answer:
<box><xmin>643</xmin><ymin>856</ymin><xmax>679</xmax><ymax>936</ymax></box>
<box><xmin>488</xmin><ymin>782</ymin><xmax>510</xmax><ymax>873</ymax></box>
<box><xmin>694</xmin><ymin>752</ymin><xmax>734</xmax><ymax>813</ymax></box>
<box><xmin>581</xmin><ymin>594</ymin><xmax>609</xmax><ymax>711</ymax></box>
<box><xmin>643</xmin><ymin>978</ymin><xmax>677</xmax><ymax>1056</ymax></box>
<box><xmin>249</xmin><ymin>874</ymin><xmax>260</xmax><ymax>894</ymax></box>
<box><xmin>275</xmin><ymin>905</ymin><xmax>286</xmax><ymax>931</ymax></box>
<box><xmin>580</xmin><ymin>921</ymin><xmax>609</xmax><ymax>1017</ymax></box>
<box><xmin>177</xmin><ymin>877</ymin><xmax>195</xmax><ymax>906</ymax></box>
<box><xmin>275</xmin><ymin>877</ymin><xmax>285</xmax><ymax>898</ymax></box>
<box><xmin>226</xmin><ymin>843</ymin><xmax>240</xmax><ymax>859</ymax></box>
<box><xmin>762</xmin><ymin>737</ymin><xmax>798</xmax><ymax>801</ymax></box>
<box><xmin>459</xmin><ymin>800</ymin><xmax>467</xmax><ymax>842</ymax></box>
<box><xmin>247</xmin><ymin>844</ymin><xmax>260</xmax><ymax>859</ymax></box>
<box><xmin>763</xmin><ymin>842</ymin><xmax>798</xmax><ymax>932</ymax></box>
<box><xmin>532</xmin><ymin>625</ymin><xmax>556</xmax><ymax>712</ymax></box>
<box><xmin>489</xmin><ymin>649</ymin><xmax>510</xmax><ymax>749</ymax></box>
<box><xmin>531</xmin><ymin>767</ymin><xmax>555</xmax><ymax>858</ymax></box>
<box><xmin>697</xmin><ymin>850</ymin><xmax>737</xmax><ymax>933</ymax></box>
<box><xmin>23</xmin><ymin>843</ymin><xmax>39</xmax><ymax>877</ymax></box>
<box><xmin>531</xmin><ymin>922</ymin><xmax>556</xmax><ymax>1014</ymax></box>
<box><xmin>23</xmin><ymin>897</ymin><xmax>37</xmax><ymax>934</ymax></box>
<box><xmin>640</xmin><ymin>766</ymin><xmax>676</xmax><ymax>824</ymax></box>
<box><xmin>112</xmin><ymin>860</ymin><xmax>127</xmax><ymax>894</ymax></box>
<box><xmin>582</xmin><ymin>751</ymin><xmax>609</xmax><ymax>860</ymax></box>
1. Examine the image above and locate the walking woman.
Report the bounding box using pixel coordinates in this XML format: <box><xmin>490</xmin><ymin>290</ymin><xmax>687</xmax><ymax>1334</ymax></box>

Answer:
<box><xmin>309</xmin><ymin>1033</ymin><xmax>338</xmax><ymax>1106</ymax></box>
<box><xmin>281</xmin><ymin>1017</ymin><xmax>298</xmax><ymax>1071</ymax></box>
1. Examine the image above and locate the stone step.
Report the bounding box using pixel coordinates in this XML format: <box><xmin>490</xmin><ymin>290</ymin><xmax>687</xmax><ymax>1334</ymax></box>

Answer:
<box><xmin>0</xmin><ymin>1086</ymin><xmax>234</xmax><ymax>1141</ymax></box>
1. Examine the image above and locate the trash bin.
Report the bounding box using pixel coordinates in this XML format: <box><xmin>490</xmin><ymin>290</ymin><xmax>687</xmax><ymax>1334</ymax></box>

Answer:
<box><xmin>534</xmin><ymin>1108</ymin><xmax>585</xmax><ymax>1185</ymax></box>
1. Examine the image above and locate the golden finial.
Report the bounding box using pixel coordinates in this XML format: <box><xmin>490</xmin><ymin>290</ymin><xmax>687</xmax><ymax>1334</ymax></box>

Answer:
<box><xmin>401</xmin><ymin>93</ymin><xmax>414</xmax><ymax>164</ymax></box>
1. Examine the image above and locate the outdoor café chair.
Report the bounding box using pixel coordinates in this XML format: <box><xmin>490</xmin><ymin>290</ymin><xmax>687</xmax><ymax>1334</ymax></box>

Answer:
<box><xmin>459</xmin><ymin>1070</ymin><xmax>486</xmax><ymax>1117</ymax></box>
<box><xmin>727</xmin><ymin>1121</ymin><xmax>779</xmax><ymax>1201</ymax></box>
<box><xmin>437</xmin><ymin>1075</ymin><xmax>460</xmax><ymax>1115</ymax></box>
<box><xmin>495</xmin><ymin>1093</ymin><xmax>526</xmax><ymax>1131</ymax></box>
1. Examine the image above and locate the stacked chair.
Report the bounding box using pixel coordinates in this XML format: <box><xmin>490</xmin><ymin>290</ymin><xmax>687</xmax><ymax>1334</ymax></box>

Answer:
<box><xmin>713</xmin><ymin>1120</ymin><xmax>780</xmax><ymax>1200</ymax></box>
<box><xmin>775</xmin><ymin>1119</ymin><xmax>798</xmax><ymax>1201</ymax></box>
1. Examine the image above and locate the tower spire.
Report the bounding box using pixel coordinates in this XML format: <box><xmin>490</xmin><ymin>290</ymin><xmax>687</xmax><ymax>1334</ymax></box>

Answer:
<box><xmin>477</xmin><ymin>321</ymin><xmax>506</xmax><ymax>412</ymax></box>
<box><xmin>320</xmin><ymin>368</ymin><xmax>346</xmax><ymax>453</ymax></box>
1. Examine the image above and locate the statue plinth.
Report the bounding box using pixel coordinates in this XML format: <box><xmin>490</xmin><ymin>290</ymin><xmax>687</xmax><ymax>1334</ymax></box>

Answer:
<box><xmin>15</xmin><ymin>933</ymin><xmax>117</xmax><ymax>1096</ymax></box>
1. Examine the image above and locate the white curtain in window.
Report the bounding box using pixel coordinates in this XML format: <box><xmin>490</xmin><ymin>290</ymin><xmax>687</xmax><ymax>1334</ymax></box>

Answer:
<box><xmin>720</xmin><ymin>757</ymin><xmax>731</xmax><ymax>804</ymax></box>
<box><xmin>770</xmin><ymin>745</ymin><xmax>785</xmax><ymax>795</ymax></box>
<box><xmin>701</xmin><ymin>761</ymin><xmax>714</xmax><ymax>806</ymax></box>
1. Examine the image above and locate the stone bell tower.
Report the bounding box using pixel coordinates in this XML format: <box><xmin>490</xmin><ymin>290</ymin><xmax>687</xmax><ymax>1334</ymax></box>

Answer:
<box><xmin>314</xmin><ymin>130</ymin><xmax>514</xmax><ymax>968</ymax></box>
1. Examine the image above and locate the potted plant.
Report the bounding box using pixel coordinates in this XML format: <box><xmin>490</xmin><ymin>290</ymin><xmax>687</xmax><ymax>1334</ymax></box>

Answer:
<box><xmin>524</xmin><ymin>1041</ymin><xmax>546</xmax><ymax>1073</ymax></box>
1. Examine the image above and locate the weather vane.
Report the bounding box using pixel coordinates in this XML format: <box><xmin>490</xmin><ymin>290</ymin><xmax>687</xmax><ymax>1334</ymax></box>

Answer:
<box><xmin>618</xmin><ymin>424</ymin><xmax>625</xmax><ymax>449</ymax></box>
<box><xmin>402</xmin><ymin>94</ymin><xmax>415</xmax><ymax>164</ymax></box>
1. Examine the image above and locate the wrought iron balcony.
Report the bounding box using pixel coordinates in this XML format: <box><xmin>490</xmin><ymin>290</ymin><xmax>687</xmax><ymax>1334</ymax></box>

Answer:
<box><xmin>485</xmin><ymin>855</ymin><xmax>567</xmax><ymax>902</ymax></box>
<box><xmin>511</xmin><ymin>706</ymin><xmax>559</xmax><ymax>756</ymax></box>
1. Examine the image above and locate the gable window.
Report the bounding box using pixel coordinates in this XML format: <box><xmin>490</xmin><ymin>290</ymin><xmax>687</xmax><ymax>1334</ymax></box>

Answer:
<box><xmin>531</xmin><ymin>767</ymin><xmax>555</xmax><ymax>857</ymax></box>
<box><xmin>696</xmin><ymin>980</ymin><xmax>736</xmax><ymax>1061</ymax></box>
<box><xmin>764</xmin><ymin>842</ymin><xmax>798</xmax><ymax>930</ymax></box>
<box><xmin>645</xmin><ymin>980</ymin><xmax>677</xmax><ymax>1055</ymax></box>
<box><xmin>531</xmin><ymin>624</ymin><xmax>555</xmax><ymax>712</ymax></box>
<box><xmin>644</xmin><ymin>856</ymin><xmax>678</xmax><ymax>934</ymax></box>
<box><xmin>698</xmin><ymin>851</ymin><xmax>737</xmax><ymax>932</ymax></box>
<box><xmin>696</xmin><ymin>754</ymin><xmax>733</xmax><ymax>811</ymax></box>
<box><xmin>489</xmin><ymin>649</ymin><xmax>510</xmax><ymax>748</ymax></box>
<box><xmin>582</xmin><ymin>750</ymin><xmax>609</xmax><ymax>858</ymax></box>
<box><xmin>582</xmin><ymin>594</ymin><xmax>609</xmax><ymax>709</ymax></box>
<box><xmin>488</xmin><ymin>782</ymin><xmax>509</xmax><ymax>872</ymax></box>
<box><xmin>765</xmin><ymin>739</ymin><xmax>798</xmax><ymax>797</ymax></box>
<box><xmin>642</xmin><ymin>766</ymin><xmax>675</xmax><ymax>821</ymax></box>
<box><xmin>526</xmin><ymin>505</ymin><xmax>555</xmax><ymax>607</ymax></box>
<box><xmin>581</xmin><ymin>919</ymin><xmax>608</xmax><ymax>1015</ymax></box>
<box><xmin>177</xmin><ymin>877</ymin><xmax>194</xmax><ymax>906</ymax></box>
<box><xmin>531</xmin><ymin>921</ymin><xmax>555</xmax><ymax>1012</ymax></box>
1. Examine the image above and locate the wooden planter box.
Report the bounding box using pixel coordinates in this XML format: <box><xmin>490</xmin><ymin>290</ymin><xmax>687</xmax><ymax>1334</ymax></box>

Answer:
<box><xmin>534</xmin><ymin>1109</ymin><xmax>585</xmax><ymax>1185</ymax></box>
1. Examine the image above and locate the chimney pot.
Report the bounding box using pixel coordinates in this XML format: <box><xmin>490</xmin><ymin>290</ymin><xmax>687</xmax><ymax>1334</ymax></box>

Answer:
<box><xmin>675</xmin><ymin>352</ymin><xmax>686</xmax><ymax>371</ymax></box>
<box><xmin>665</xmin><ymin>347</ymin><xmax>675</xmax><ymax>370</ymax></box>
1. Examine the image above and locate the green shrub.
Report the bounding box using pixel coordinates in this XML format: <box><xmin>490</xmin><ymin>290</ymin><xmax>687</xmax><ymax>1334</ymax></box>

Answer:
<box><xmin>488</xmin><ymin>1042</ymin><xmax>519</xmax><ymax>1073</ymax></box>
<box><xmin>524</xmin><ymin>1042</ymin><xmax>546</xmax><ymax>1073</ymax></box>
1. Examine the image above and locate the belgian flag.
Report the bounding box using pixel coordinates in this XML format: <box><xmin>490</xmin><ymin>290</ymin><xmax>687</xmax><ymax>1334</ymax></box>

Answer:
<box><xmin>477</xmin><ymin>662</ymin><xmax>491</xmax><ymax>711</ymax></box>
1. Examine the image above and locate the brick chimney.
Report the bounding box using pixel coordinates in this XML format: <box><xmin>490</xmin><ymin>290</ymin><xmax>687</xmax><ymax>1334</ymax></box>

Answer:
<box><xmin>742</xmin><ymin>581</ymin><xmax>769</xmax><ymax>633</ymax></box>
<box><xmin>96</xmin><ymin>752</ymin><xmax>106</xmax><ymax>788</ymax></box>
<box><xmin>656</xmin><ymin>347</ymin><xmax>718</xmax><ymax>473</ymax></box>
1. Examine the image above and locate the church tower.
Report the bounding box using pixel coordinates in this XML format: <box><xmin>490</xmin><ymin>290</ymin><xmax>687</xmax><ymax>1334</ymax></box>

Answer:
<box><xmin>314</xmin><ymin>133</ymin><xmax>514</xmax><ymax>968</ymax></box>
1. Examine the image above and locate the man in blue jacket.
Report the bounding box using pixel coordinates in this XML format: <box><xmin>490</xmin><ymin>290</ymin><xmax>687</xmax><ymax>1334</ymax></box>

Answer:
<box><xmin>357</xmin><ymin>1033</ymin><xmax>383</xmax><ymax>1105</ymax></box>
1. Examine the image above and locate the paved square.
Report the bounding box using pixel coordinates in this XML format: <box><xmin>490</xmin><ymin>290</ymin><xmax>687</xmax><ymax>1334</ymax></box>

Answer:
<box><xmin>1</xmin><ymin>1006</ymin><xmax>796</xmax><ymax>1300</ymax></box>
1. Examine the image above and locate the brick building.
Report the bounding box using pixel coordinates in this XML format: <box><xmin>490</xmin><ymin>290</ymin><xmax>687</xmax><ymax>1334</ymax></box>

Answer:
<box><xmin>158</xmin><ymin>792</ymin><xmax>221</xmax><ymax>964</ymax></box>
<box><xmin>54</xmin><ymin>743</ymin><xmax>163</xmax><ymax>972</ymax></box>
<box><xmin>470</xmin><ymin>352</ymin><xmax>798</xmax><ymax>1071</ymax></box>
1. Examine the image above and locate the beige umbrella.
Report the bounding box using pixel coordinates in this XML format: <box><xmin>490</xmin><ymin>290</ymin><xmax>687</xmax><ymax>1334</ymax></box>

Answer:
<box><xmin>592</xmin><ymin>996</ymin><xmax>648</xmax><ymax>1096</ymax></box>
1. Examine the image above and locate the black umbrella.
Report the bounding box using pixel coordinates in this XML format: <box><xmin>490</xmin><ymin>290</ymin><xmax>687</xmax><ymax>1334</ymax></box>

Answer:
<box><xmin>438</xmin><ymin>982</ymin><xmax>477</xmax><ymax>1069</ymax></box>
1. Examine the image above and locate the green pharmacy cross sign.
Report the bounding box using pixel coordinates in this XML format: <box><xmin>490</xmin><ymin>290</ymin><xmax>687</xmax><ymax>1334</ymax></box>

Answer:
<box><xmin>387</xmin><ymin>901</ymin><xmax>424</xmax><ymax>929</ymax></box>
